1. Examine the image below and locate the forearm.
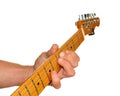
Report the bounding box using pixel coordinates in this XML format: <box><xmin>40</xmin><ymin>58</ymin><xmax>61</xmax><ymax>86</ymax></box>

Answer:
<box><xmin>0</xmin><ymin>60</ymin><xmax>34</xmax><ymax>88</ymax></box>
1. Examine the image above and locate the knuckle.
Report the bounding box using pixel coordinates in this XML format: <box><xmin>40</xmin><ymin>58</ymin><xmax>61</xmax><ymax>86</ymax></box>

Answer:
<box><xmin>41</xmin><ymin>52</ymin><xmax>46</xmax><ymax>56</ymax></box>
<box><xmin>73</xmin><ymin>62</ymin><xmax>78</xmax><ymax>68</ymax></box>
<box><xmin>78</xmin><ymin>56</ymin><xmax>80</xmax><ymax>61</ymax></box>
<box><xmin>68</xmin><ymin>70</ymin><xmax>75</xmax><ymax>77</ymax></box>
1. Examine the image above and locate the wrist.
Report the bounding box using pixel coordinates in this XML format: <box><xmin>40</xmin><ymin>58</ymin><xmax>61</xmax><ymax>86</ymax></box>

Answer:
<box><xmin>19</xmin><ymin>66</ymin><xmax>34</xmax><ymax>85</ymax></box>
<box><xmin>27</xmin><ymin>66</ymin><xmax>34</xmax><ymax>77</ymax></box>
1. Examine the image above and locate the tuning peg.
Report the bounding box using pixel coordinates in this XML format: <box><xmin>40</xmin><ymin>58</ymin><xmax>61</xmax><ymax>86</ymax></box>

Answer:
<box><xmin>81</xmin><ymin>14</ymin><xmax>84</xmax><ymax>20</ymax></box>
<box><xmin>91</xmin><ymin>13</ymin><xmax>96</xmax><ymax>18</ymax></box>
<box><xmin>91</xmin><ymin>13</ymin><xmax>94</xmax><ymax>18</ymax></box>
<box><xmin>89</xmin><ymin>13</ymin><xmax>92</xmax><ymax>18</ymax></box>
<box><xmin>94</xmin><ymin>13</ymin><xmax>96</xmax><ymax>17</ymax></box>
<box><xmin>87</xmin><ymin>14</ymin><xmax>90</xmax><ymax>19</ymax></box>
<box><xmin>84</xmin><ymin>14</ymin><xmax>87</xmax><ymax>19</ymax></box>
<box><xmin>78</xmin><ymin>15</ymin><xmax>81</xmax><ymax>20</ymax></box>
<box><xmin>78</xmin><ymin>13</ymin><xmax>96</xmax><ymax>20</ymax></box>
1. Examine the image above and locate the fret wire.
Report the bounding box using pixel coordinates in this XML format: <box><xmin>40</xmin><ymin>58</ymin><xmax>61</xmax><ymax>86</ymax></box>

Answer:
<box><xmin>37</xmin><ymin>72</ymin><xmax>45</xmax><ymax>88</ymax></box>
<box><xmin>42</xmin><ymin>30</ymin><xmax>82</xmax><ymax>74</ymax></box>
<box><xmin>16</xmin><ymin>76</ymin><xmax>49</xmax><ymax>96</ymax></box>
<box><xmin>26</xmin><ymin>81</ymin><xmax>39</xmax><ymax>96</ymax></box>
<box><xmin>31</xmin><ymin>78</ymin><xmax>39</xmax><ymax>95</ymax></box>
<box><xmin>53</xmin><ymin>54</ymin><xmax>60</xmax><ymax>71</ymax></box>
<box><xmin>74</xmin><ymin>30</ymin><xmax>83</xmax><ymax>50</ymax></box>
<box><xmin>15</xmin><ymin>42</ymin><xmax>82</xmax><ymax>96</ymax></box>
<box><xmin>44</xmin><ymin>60</ymin><xmax>54</xmax><ymax>73</ymax></box>
<box><xmin>12</xmin><ymin>30</ymin><xmax>84</xmax><ymax>96</ymax></box>
<box><xmin>24</xmin><ymin>85</ymin><xmax>31</xmax><ymax>96</ymax></box>
<box><xmin>49</xmin><ymin>59</ymin><xmax>54</xmax><ymax>70</ymax></box>
<box><xmin>54</xmin><ymin>54</ymin><xmax>58</xmax><ymax>59</ymax></box>
<box><xmin>77</xmin><ymin>31</ymin><xmax>81</xmax><ymax>43</ymax></box>
<box><xmin>52</xmin><ymin>54</ymin><xmax>61</xmax><ymax>72</ymax></box>
<box><xmin>15</xmin><ymin>65</ymin><xmax>50</xmax><ymax>94</ymax></box>
<box><xmin>60</xmin><ymin>49</ymin><xmax>63</xmax><ymax>53</ymax></box>
<box><xmin>15</xmin><ymin>75</ymin><xmax>53</xmax><ymax>96</ymax></box>
<box><xmin>13</xmin><ymin>31</ymin><xmax>82</xmax><ymax>95</ymax></box>
<box><xmin>43</xmin><ymin>65</ymin><xmax>51</xmax><ymax>81</ymax></box>
<box><xmin>39</xmin><ymin>31</ymin><xmax>83</xmax><ymax>75</ymax></box>
<box><xmin>24</xmin><ymin>84</ymin><xmax>39</xmax><ymax>96</ymax></box>
<box><xmin>66</xmin><ymin>43</ymin><xmax>69</xmax><ymax>50</ymax></box>
<box><xmin>38</xmin><ymin>65</ymin><xmax>51</xmax><ymax>84</ymax></box>
<box><xmin>14</xmin><ymin>68</ymin><xmax>50</xmax><ymax>96</ymax></box>
<box><xmin>29</xmin><ymin>77</ymin><xmax>46</xmax><ymax>96</ymax></box>
<box><xmin>60</xmin><ymin>30</ymin><xmax>83</xmax><ymax>52</ymax></box>
<box><xmin>71</xmin><ymin>39</ymin><xmax>75</xmax><ymax>50</ymax></box>
<box><xmin>33</xmin><ymin>72</ymin><xmax>45</xmax><ymax>91</ymax></box>
<box><xmin>18</xmin><ymin>91</ymin><xmax>22</xmax><ymax>96</ymax></box>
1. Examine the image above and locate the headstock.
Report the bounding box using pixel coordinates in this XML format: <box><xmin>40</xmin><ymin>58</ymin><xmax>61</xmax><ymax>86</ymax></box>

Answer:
<box><xmin>76</xmin><ymin>13</ymin><xmax>100</xmax><ymax>35</ymax></box>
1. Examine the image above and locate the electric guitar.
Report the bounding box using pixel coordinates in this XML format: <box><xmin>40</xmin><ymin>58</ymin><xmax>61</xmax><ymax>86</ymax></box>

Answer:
<box><xmin>11</xmin><ymin>13</ymin><xmax>100</xmax><ymax>96</ymax></box>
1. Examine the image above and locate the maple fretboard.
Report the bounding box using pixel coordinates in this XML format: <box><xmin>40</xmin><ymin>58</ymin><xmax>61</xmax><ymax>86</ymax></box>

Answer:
<box><xmin>11</xmin><ymin>14</ymin><xmax>100</xmax><ymax>96</ymax></box>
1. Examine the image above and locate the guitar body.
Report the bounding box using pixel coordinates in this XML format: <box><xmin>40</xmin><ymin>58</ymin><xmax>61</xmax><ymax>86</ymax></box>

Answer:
<box><xmin>11</xmin><ymin>13</ymin><xmax>100</xmax><ymax>96</ymax></box>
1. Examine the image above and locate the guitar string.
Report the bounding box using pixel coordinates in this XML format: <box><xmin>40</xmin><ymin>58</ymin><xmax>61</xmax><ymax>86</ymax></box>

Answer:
<box><xmin>11</xmin><ymin>18</ymin><xmax>99</xmax><ymax>93</ymax></box>
<box><xmin>16</xmin><ymin>19</ymin><xmax>99</xmax><ymax>95</ymax></box>
<box><xmin>12</xmin><ymin>30</ymin><xmax>84</xmax><ymax>96</ymax></box>
<box><xmin>13</xmin><ymin>17</ymin><xmax>101</xmax><ymax>94</ymax></box>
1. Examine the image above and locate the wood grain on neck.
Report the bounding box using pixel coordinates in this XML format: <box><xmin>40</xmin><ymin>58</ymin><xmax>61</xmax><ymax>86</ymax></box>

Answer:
<box><xmin>11</xmin><ymin>29</ymin><xmax>84</xmax><ymax>96</ymax></box>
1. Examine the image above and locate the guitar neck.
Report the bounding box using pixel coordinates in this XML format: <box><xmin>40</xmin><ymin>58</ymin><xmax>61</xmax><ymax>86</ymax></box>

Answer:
<box><xmin>11</xmin><ymin>29</ymin><xmax>84</xmax><ymax>96</ymax></box>
<box><xmin>11</xmin><ymin>14</ymin><xmax>100</xmax><ymax>96</ymax></box>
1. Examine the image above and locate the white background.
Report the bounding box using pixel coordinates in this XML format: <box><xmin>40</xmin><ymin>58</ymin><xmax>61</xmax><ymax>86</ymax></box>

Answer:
<box><xmin>0</xmin><ymin>0</ymin><xmax>120</xmax><ymax>96</ymax></box>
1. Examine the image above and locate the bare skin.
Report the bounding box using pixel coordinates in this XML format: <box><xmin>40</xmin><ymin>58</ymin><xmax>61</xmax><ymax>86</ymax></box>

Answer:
<box><xmin>0</xmin><ymin>44</ymin><xmax>80</xmax><ymax>89</ymax></box>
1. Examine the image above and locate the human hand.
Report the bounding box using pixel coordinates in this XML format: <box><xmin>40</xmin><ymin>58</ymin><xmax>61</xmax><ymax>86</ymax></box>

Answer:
<box><xmin>34</xmin><ymin>44</ymin><xmax>80</xmax><ymax>89</ymax></box>
<box><xmin>33</xmin><ymin>44</ymin><xmax>59</xmax><ymax>70</ymax></box>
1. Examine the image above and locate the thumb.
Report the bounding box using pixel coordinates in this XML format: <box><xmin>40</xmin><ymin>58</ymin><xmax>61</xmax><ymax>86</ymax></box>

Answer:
<box><xmin>47</xmin><ymin>44</ymin><xmax>59</xmax><ymax>57</ymax></box>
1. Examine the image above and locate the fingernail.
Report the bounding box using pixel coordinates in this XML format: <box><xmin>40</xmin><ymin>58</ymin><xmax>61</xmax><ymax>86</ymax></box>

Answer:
<box><xmin>60</xmin><ymin>52</ymin><xmax>64</xmax><ymax>57</ymax></box>
<box><xmin>66</xmin><ymin>50</ymin><xmax>69</xmax><ymax>53</ymax></box>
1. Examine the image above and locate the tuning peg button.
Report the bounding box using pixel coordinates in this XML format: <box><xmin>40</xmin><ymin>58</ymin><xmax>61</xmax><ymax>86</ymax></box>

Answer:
<box><xmin>94</xmin><ymin>13</ymin><xmax>96</xmax><ymax>17</ymax></box>
<box><xmin>81</xmin><ymin>14</ymin><xmax>84</xmax><ymax>20</ymax></box>
<box><xmin>87</xmin><ymin>14</ymin><xmax>90</xmax><ymax>18</ymax></box>
<box><xmin>84</xmin><ymin>14</ymin><xmax>87</xmax><ymax>19</ymax></box>
<box><xmin>78</xmin><ymin>15</ymin><xmax>80</xmax><ymax>20</ymax></box>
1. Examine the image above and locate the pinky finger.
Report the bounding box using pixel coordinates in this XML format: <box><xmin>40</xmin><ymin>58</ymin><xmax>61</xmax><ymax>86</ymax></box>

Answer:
<box><xmin>51</xmin><ymin>71</ymin><xmax>61</xmax><ymax>89</ymax></box>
